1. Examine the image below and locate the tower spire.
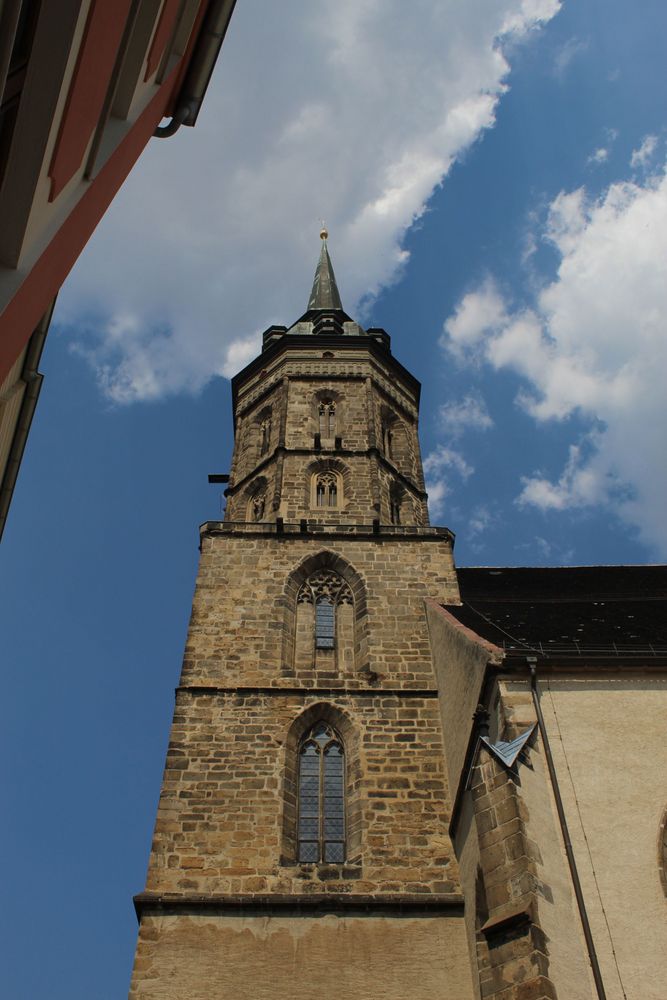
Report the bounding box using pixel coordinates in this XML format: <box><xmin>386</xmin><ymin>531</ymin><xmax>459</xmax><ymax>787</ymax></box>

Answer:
<box><xmin>307</xmin><ymin>227</ymin><xmax>343</xmax><ymax>311</ymax></box>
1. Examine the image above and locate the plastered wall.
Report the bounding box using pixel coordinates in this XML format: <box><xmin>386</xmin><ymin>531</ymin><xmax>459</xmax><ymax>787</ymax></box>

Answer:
<box><xmin>535</xmin><ymin>676</ymin><xmax>667</xmax><ymax>1000</ymax></box>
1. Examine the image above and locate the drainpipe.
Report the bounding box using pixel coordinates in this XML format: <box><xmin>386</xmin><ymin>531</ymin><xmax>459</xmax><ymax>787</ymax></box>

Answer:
<box><xmin>527</xmin><ymin>658</ymin><xmax>608</xmax><ymax>1000</ymax></box>
<box><xmin>153</xmin><ymin>101</ymin><xmax>194</xmax><ymax>138</ymax></box>
<box><xmin>153</xmin><ymin>0</ymin><xmax>237</xmax><ymax>138</ymax></box>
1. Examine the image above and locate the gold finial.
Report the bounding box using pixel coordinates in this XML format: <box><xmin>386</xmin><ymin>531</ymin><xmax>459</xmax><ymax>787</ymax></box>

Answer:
<box><xmin>319</xmin><ymin>220</ymin><xmax>328</xmax><ymax>240</ymax></box>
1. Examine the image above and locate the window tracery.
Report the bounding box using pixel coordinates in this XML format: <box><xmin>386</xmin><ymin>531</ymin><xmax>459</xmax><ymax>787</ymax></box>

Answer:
<box><xmin>297</xmin><ymin>570</ymin><xmax>353</xmax><ymax>650</ymax></box>
<box><xmin>318</xmin><ymin>399</ymin><xmax>336</xmax><ymax>438</ymax></box>
<box><xmin>315</xmin><ymin>470</ymin><xmax>338</xmax><ymax>507</ymax></box>
<box><xmin>297</xmin><ymin>570</ymin><xmax>353</xmax><ymax>607</ymax></box>
<box><xmin>297</xmin><ymin>721</ymin><xmax>345</xmax><ymax>863</ymax></box>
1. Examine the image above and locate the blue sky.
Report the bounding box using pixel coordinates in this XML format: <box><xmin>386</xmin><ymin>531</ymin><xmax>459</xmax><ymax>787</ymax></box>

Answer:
<box><xmin>2</xmin><ymin>2</ymin><xmax>666</xmax><ymax>996</ymax></box>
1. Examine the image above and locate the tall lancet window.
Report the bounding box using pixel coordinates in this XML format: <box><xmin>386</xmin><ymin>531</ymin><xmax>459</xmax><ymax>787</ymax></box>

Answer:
<box><xmin>319</xmin><ymin>400</ymin><xmax>336</xmax><ymax>438</ymax></box>
<box><xmin>294</xmin><ymin>570</ymin><xmax>354</xmax><ymax>670</ymax></box>
<box><xmin>298</xmin><ymin>722</ymin><xmax>345</xmax><ymax>863</ymax></box>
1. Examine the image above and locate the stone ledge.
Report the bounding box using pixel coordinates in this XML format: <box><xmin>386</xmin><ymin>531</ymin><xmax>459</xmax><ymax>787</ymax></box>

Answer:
<box><xmin>133</xmin><ymin>891</ymin><xmax>465</xmax><ymax>921</ymax></box>
<box><xmin>199</xmin><ymin>520</ymin><xmax>455</xmax><ymax>544</ymax></box>
<box><xmin>176</xmin><ymin>685</ymin><xmax>439</xmax><ymax>699</ymax></box>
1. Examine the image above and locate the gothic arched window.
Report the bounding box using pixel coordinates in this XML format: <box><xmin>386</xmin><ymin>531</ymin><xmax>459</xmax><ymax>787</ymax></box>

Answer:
<box><xmin>298</xmin><ymin>721</ymin><xmax>345</xmax><ymax>863</ymax></box>
<box><xmin>297</xmin><ymin>570</ymin><xmax>353</xmax><ymax>651</ymax></box>
<box><xmin>315</xmin><ymin>470</ymin><xmax>338</xmax><ymax>507</ymax></box>
<box><xmin>319</xmin><ymin>399</ymin><xmax>336</xmax><ymax>438</ymax></box>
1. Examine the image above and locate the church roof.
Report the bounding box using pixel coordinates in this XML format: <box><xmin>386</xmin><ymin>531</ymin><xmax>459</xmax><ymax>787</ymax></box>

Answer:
<box><xmin>281</xmin><ymin>231</ymin><xmax>368</xmax><ymax>338</ymax></box>
<box><xmin>444</xmin><ymin>565</ymin><xmax>667</xmax><ymax>658</ymax></box>
<box><xmin>307</xmin><ymin>233</ymin><xmax>343</xmax><ymax>311</ymax></box>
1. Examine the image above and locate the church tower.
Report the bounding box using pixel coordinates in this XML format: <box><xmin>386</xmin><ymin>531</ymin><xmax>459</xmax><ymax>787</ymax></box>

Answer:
<box><xmin>129</xmin><ymin>232</ymin><xmax>476</xmax><ymax>999</ymax></box>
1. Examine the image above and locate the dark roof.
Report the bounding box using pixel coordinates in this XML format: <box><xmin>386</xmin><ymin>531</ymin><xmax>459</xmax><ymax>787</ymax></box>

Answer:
<box><xmin>444</xmin><ymin>565</ymin><xmax>667</xmax><ymax>658</ymax></box>
<box><xmin>307</xmin><ymin>238</ymin><xmax>343</xmax><ymax>311</ymax></box>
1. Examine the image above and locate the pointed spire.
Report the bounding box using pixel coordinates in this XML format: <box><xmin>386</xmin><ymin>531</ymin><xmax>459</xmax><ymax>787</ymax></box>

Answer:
<box><xmin>307</xmin><ymin>228</ymin><xmax>343</xmax><ymax>311</ymax></box>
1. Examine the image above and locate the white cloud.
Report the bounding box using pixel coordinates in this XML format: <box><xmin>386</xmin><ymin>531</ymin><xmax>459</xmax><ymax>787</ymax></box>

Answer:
<box><xmin>441</xmin><ymin>160</ymin><xmax>667</xmax><ymax>555</ymax></box>
<box><xmin>552</xmin><ymin>36</ymin><xmax>588</xmax><ymax>78</ymax></box>
<box><xmin>438</xmin><ymin>395</ymin><xmax>493</xmax><ymax>437</ymax></box>
<box><xmin>58</xmin><ymin>0</ymin><xmax>560</xmax><ymax>402</ymax></box>
<box><xmin>587</xmin><ymin>147</ymin><xmax>608</xmax><ymax>166</ymax></box>
<box><xmin>424</xmin><ymin>478</ymin><xmax>449</xmax><ymax>519</ymax></box>
<box><xmin>424</xmin><ymin>445</ymin><xmax>474</xmax><ymax>481</ymax></box>
<box><xmin>517</xmin><ymin>442</ymin><xmax>605</xmax><ymax>510</ymax></box>
<box><xmin>424</xmin><ymin>445</ymin><xmax>475</xmax><ymax>518</ymax></box>
<box><xmin>441</xmin><ymin>279</ymin><xmax>507</xmax><ymax>358</ymax></box>
<box><xmin>469</xmin><ymin>504</ymin><xmax>495</xmax><ymax>538</ymax></box>
<box><xmin>630</xmin><ymin>134</ymin><xmax>658</xmax><ymax>170</ymax></box>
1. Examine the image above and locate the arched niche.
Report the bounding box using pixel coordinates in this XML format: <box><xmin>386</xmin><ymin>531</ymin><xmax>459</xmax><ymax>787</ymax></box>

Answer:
<box><xmin>244</xmin><ymin>475</ymin><xmax>269</xmax><ymax>522</ymax></box>
<box><xmin>380</xmin><ymin>405</ymin><xmax>414</xmax><ymax>479</ymax></box>
<box><xmin>312</xmin><ymin>388</ymin><xmax>343</xmax><ymax>440</ymax></box>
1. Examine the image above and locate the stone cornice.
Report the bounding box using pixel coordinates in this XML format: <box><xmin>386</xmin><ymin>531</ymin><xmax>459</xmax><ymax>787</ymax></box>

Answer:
<box><xmin>176</xmin><ymin>685</ymin><xmax>439</xmax><ymax>698</ymax></box>
<box><xmin>134</xmin><ymin>891</ymin><xmax>465</xmax><ymax>921</ymax></box>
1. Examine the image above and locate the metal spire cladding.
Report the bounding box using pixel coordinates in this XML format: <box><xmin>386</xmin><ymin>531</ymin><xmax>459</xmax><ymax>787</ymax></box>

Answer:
<box><xmin>307</xmin><ymin>228</ymin><xmax>344</xmax><ymax>312</ymax></box>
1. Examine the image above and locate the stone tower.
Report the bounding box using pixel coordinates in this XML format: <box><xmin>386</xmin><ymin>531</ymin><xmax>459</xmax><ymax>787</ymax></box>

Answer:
<box><xmin>129</xmin><ymin>234</ymin><xmax>476</xmax><ymax>999</ymax></box>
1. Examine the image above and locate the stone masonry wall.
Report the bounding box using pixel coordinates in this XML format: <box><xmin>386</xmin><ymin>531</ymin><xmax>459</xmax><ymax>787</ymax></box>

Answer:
<box><xmin>144</xmin><ymin>689</ymin><xmax>459</xmax><ymax>897</ymax></box>
<box><xmin>129</xmin><ymin>913</ymin><xmax>475</xmax><ymax>1000</ymax></box>
<box><xmin>183</xmin><ymin>533</ymin><xmax>458</xmax><ymax>687</ymax></box>
<box><xmin>225</xmin><ymin>341</ymin><xmax>427</xmax><ymax>527</ymax></box>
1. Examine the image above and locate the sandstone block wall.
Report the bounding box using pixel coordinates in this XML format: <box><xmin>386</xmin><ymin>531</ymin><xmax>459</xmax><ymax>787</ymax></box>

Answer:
<box><xmin>185</xmin><ymin>533</ymin><xmax>458</xmax><ymax>687</ymax></box>
<box><xmin>225</xmin><ymin>340</ymin><xmax>428</xmax><ymax>526</ymax></box>
<box><xmin>145</xmin><ymin>689</ymin><xmax>458</xmax><ymax>896</ymax></box>
<box><xmin>130</xmin><ymin>913</ymin><xmax>475</xmax><ymax>1000</ymax></box>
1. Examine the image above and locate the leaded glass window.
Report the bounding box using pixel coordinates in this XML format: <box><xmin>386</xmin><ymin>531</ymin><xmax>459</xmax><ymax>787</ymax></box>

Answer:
<box><xmin>296</xmin><ymin>571</ymin><xmax>353</xmax><ymax>653</ymax></box>
<box><xmin>315</xmin><ymin>600</ymin><xmax>335</xmax><ymax>648</ymax></box>
<box><xmin>298</xmin><ymin>722</ymin><xmax>345</xmax><ymax>863</ymax></box>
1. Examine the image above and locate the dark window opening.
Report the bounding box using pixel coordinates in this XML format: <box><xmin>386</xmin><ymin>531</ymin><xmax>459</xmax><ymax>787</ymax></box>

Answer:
<box><xmin>382</xmin><ymin>424</ymin><xmax>393</xmax><ymax>459</ymax></box>
<box><xmin>259</xmin><ymin>416</ymin><xmax>271</xmax><ymax>455</ymax></box>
